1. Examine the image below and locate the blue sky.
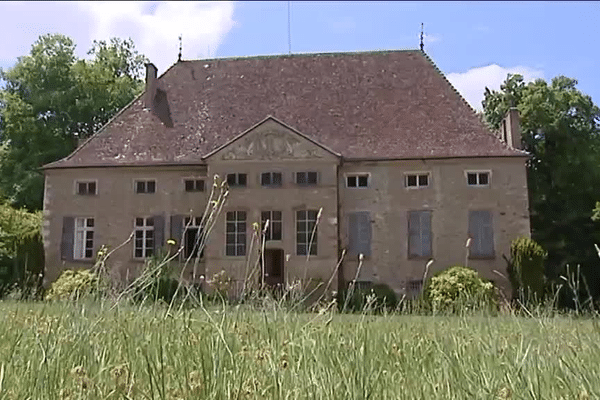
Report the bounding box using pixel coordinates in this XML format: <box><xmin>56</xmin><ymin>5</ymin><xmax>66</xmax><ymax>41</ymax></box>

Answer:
<box><xmin>1</xmin><ymin>1</ymin><xmax>599</xmax><ymax>110</ymax></box>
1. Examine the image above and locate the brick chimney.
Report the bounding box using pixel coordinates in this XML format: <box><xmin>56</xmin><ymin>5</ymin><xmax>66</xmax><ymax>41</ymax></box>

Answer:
<box><xmin>501</xmin><ymin>107</ymin><xmax>522</xmax><ymax>149</ymax></box>
<box><xmin>144</xmin><ymin>63</ymin><xmax>158</xmax><ymax>110</ymax></box>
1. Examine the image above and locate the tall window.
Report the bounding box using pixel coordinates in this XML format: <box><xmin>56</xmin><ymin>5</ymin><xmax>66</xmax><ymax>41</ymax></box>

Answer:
<box><xmin>135</xmin><ymin>180</ymin><xmax>156</xmax><ymax>194</ymax></box>
<box><xmin>134</xmin><ymin>217</ymin><xmax>154</xmax><ymax>258</ymax></box>
<box><xmin>408</xmin><ymin>211</ymin><xmax>432</xmax><ymax>258</ymax></box>
<box><xmin>468</xmin><ymin>210</ymin><xmax>494</xmax><ymax>257</ymax></box>
<box><xmin>296</xmin><ymin>210</ymin><xmax>318</xmax><ymax>255</ymax></box>
<box><xmin>226</xmin><ymin>211</ymin><xmax>246</xmax><ymax>256</ymax></box>
<box><xmin>261</xmin><ymin>172</ymin><xmax>282</xmax><ymax>187</ymax></box>
<box><xmin>295</xmin><ymin>171</ymin><xmax>318</xmax><ymax>186</ymax></box>
<box><xmin>261</xmin><ymin>211</ymin><xmax>282</xmax><ymax>241</ymax></box>
<box><xmin>74</xmin><ymin>217</ymin><xmax>94</xmax><ymax>259</ymax></box>
<box><xmin>227</xmin><ymin>173</ymin><xmax>247</xmax><ymax>187</ymax></box>
<box><xmin>184</xmin><ymin>216</ymin><xmax>204</xmax><ymax>259</ymax></box>
<box><xmin>76</xmin><ymin>181</ymin><xmax>97</xmax><ymax>195</ymax></box>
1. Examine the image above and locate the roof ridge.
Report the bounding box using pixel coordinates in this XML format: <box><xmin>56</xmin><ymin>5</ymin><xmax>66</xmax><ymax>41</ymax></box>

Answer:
<box><xmin>178</xmin><ymin>48</ymin><xmax>421</xmax><ymax>64</ymax></box>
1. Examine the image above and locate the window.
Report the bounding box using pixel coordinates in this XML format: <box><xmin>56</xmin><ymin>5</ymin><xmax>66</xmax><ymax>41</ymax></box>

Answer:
<box><xmin>468</xmin><ymin>210</ymin><xmax>494</xmax><ymax>257</ymax></box>
<box><xmin>76</xmin><ymin>181</ymin><xmax>97</xmax><ymax>195</ymax></box>
<box><xmin>184</xmin><ymin>179</ymin><xmax>205</xmax><ymax>192</ymax></box>
<box><xmin>183</xmin><ymin>216</ymin><xmax>204</xmax><ymax>259</ymax></box>
<box><xmin>466</xmin><ymin>171</ymin><xmax>490</xmax><ymax>186</ymax></box>
<box><xmin>348</xmin><ymin>212</ymin><xmax>371</xmax><ymax>257</ymax></box>
<box><xmin>346</xmin><ymin>174</ymin><xmax>369</xmax><ymax>188</ymax></box>
<box><xmin>227</xmin><ymin>173</ymin><xmax>247</xmax><ymax>187</ymax></box>
<box><xmin>408</xmin><ymin>211</ymin><xmax>432</xmax><ymax>258</ymax></box>
<box><xmin>226</xmin><ymin>211</ymin><xmax>246</xmax><ymax>256</ymax></box>
<box><xmin>134</xmin><ymin>217</ymin><xmax>154</xmax><ymax>258</ymax></box>
<box><xmin>296</xmin><ymin>209</ymin><xmax>318</xmax><ymax>255</ymax></box>
<box><xmin>135</xmin><ymin>180</ymin><xmax>156</xmax><ymax>194</ymax></box>
<box><xmin>295</xmin><ymin>171</ymin><xmax>318</xmax><ymax>186</ymax></box>
<box><xmin>261</xmin><ymin>172</ymin><xmax>282</xmax><ymax>187</ymax></box>
<box><xmin>405</xmin><ymin>173</ymin><xmax>429</xmax><ymax>188</ymax></box>
<box><xmin>261</xmin><ymin>211</ymin><xmax>282</xmax><ymax>241</ymax></box>
<box><xmin>74</xmin><ymin>217</ymin><xmax>94</xmax><ymax>259</ymax></box>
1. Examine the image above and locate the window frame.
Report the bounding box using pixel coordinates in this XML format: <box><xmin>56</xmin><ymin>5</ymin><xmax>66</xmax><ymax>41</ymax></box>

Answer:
<box><xmin>183</xmin><ymin>216</ymin><xmax>205</xmax><ymax>259</ymax></box>
<box><xmin>183</xmin><ymin>178</ymin><xmax>206</xmax><ymax>193</ymax></box>
<box><xmin>295</xmin><ymin>171</ymin><xmax>319</xmax><ymax>186</ymax></box>
<box><xmin>73</xmin><ymin>217</ymin><xmax>95</xmax><ymax>260</ymax></box>
<box><xmin>133</xmin><ymin>217</ymin><xmax>155</xmax><ymax>259</ymax></box>
<box><xmin>296</xmin><ymin>209</ymin><xmax>318</xmax><ymax>256</ymax></box>
<box><xmin>225</xmin><ymin>211</ymin><xmax>247</xmax><ymax>256</ymax></box>
<box><xmin>404</xmin><ymin>172</ymin><xmax>430</xmax><ymax>189</ymax></box>
<box><xmin>345</xmin><ymin>173</ymin><xmax>370</xmax><ymax>189</ymax></box>
<box><xmin>465</xmin><ymin>170</ymin><xmax>492</xmax><ymax>187</ymax></box>
<box><xmin>74</xmin><ymin>180</ymin><xmax>98</xmax><ymax>196</ymax></box>
<box><xmin>226</xmin><ymin>173</ymin><xmax>248</xmax><ymax>188</ymax></box>
<box><xmin>134</xmin><ymin>179</ymin><xmax>157</xmax><ymax>194</ymax></box>
<box><xmin>261</xmin><ymin>172</ymin><xmax>283</xmax><ymax>188</ymax></box>
<box><xmin>261</xmin><ymin>210</ymin><xmax>283</xmax><ymax>241</ymax></box>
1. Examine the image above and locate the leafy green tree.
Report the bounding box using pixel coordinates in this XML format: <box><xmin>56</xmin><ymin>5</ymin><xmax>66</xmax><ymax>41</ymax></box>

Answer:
<box><xmin>483</xmin><ymin>74</ymin><xmax>600</xmax><ymax>299</ymax></box>
<box><xmin>0</xmin><ymin>34</ymin><xmax>146</xmax><ymax>210</ymax></box>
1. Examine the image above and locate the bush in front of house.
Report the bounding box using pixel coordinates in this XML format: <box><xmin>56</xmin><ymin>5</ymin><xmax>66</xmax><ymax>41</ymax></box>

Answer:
<box><xmin>423</xmin><ymin>265</ymin><xmax>497</xmax><ymax>313</ymax></box>
<box><xmin>341</xmin><ymin>282</ymin><xmax>398</xmax><ymax>312</ymax></box>
<box><xmin>508</xmin><ymin>237</ymin><xmax>546</xmax><ymax>304</ymax></box>
<box><xmin>45</xmin><ymin>269</ymin><xmax>98</xmax><ymax>301</ymax></box>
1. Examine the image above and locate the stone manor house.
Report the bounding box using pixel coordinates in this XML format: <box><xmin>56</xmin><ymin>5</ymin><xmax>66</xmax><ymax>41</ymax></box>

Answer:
<box><xmin>42</xmin><ymin>49</ymin><xmax>530</xmax><ymax>297</ymax></box>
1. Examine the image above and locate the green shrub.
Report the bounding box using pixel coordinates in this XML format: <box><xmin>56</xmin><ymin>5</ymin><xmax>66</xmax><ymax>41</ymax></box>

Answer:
<box><xmin>342</xmin><ymin>283</ymin><xmax>397</xmax><ymax>312</ymax></box>
<box><xmin>424</xmin><ymin>266</ymin><xmax>496</xmax><ymax>313</ymax></box>
<box><xmin>45</xmin><ymin>269</ymin><xmax>98</xmax><ymax>301</ymax></box>
<box><xmin>508</xmin><ymin>237</ymin><xmax>546</xmax><ymax>303</ymax></box>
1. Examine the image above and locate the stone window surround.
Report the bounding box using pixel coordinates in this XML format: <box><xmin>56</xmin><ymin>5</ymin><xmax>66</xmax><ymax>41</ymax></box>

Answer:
<box><xmin>345</xmin><ymin>172</ymin><xmax>370</xmax><ymax>188</ymax></box>
<box><xmin>465</xmin><ymin>170</ymin><xmax>492</xmax><ymax>187</ymax></box>
<box><xmin>183</xmin><ymin>177</ymin><xmax>206</xmax><ymax>192</ymax></box>
<box><xmin>404</xmin><ymin>171</ymin><xmax>431</xmax><ymax>189</ymax></box>
<box><xmin>74</xmin><ymin>179</ymin><xmax>98</xmax><ymax>196</ymax></box>
<box><xmin>134</xmin><ymin>179</ymin><xmax>156</xmax><ymax>194</ymax></box>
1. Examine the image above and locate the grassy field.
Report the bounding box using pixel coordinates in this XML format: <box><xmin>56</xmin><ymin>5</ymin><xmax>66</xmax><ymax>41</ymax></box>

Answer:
<box><xmin>0</xmin><ymin>301</ymin><xmax>598</xmax><ymax>399</ymax></box>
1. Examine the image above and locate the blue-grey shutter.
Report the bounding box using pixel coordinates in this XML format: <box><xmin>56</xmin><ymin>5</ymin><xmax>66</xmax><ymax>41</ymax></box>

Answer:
<box><xmin>357</xmin><ymin>212</ymin><xmax>371</xmax><ymax>257</ymax></box>
<box><xmin>154</xmin><ymin>215</ymin><xmax>165</xmax><ymax>254</ymax></box>
<box><xmin>468</xmin><ymin>211</ymin><xmax>480</xmax><ymax>254</ymax></box>
<box><xmin>408</xmin><ymin>211</ymin><xmax>421</xmax><ymax>257</ymax></box>
<box><xmin>481</xmin><ymin>211</ymin><xmax>494</xmax><ymax>256</ymax></box>
<box><xmin>61</xmin><ymin>216</ymin><xmax>75</xmax><ymax>261</ymax></box>
<box><xmin>348</xmin><ymin>213</ymin><xmax>358</xmax><ymax>255</ymax></box>
<box><xmin>170</xmin><ymin>215</ymin><xmax>184</xmax><ymax>248</ymax></box>
<box><xmin>420</xmin><ymin>211</ymin><xmax>432</xmax><ymax>257</ymax></box>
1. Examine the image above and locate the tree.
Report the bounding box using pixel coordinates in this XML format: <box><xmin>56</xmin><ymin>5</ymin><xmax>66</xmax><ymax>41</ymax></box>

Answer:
<box><xmin>0</xmin><ymin>34</ymin><xmax>147</xmax><ymax>210</ymax></box>
<box><xmin>483</xmin><ymin>74</ymin><xmax>600</xmax><ymax>299</ymax></box>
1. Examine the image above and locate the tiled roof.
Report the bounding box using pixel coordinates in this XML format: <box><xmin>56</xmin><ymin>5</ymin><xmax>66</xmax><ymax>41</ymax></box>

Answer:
<box><xmin>44</xmin><ymin>50</ymin><xmax>525</xmax><ymax>169</ymax></box>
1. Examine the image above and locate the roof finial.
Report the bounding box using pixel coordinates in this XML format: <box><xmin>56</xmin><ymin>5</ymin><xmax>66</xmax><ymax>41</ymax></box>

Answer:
<box><xmin>420</xmin><ymin>23</ymin><xmax>424</xmax><ymax>52</ymax></box>
<box><xmin>178</xmin><ymin>34</ymin><xmax>182</xmax><ymax>62</ymax></box>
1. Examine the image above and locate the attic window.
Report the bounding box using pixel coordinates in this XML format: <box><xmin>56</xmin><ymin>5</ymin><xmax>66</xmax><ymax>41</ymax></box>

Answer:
<box><xmin>261</xmin><ymin>172</ymin><xmax>282</xmax><ymax>187</ymax></box>
<box><xmin>346</xmin><ymin>174</ymin><xmax>369</xmax><ymax>188</ymax></box>
<box><xmin>185</xmin><ymin>179</ymin><xmax>205</xmax><ymax>192</ymax></box>
<box><xmin>296</xmin><ymin>171</ymin><xmax>318</xmax><ymax>186</ymax></box>
<box><xmin>135</xmin><ymin>180</ymin><xmax>156</xmax><ymax>194</ymax></box>
<box><xmin>405</xmin><ymin>173</ymin><xmax>429</xmax><ymax>189</ymax></box>
<box><xmin>227</xmin><ymin>173</ymin><xmax>247</xmax><ymax>188</ymax></box>
<box><xmin>466</xmin><ymin>171</ymin><xmax>490</xmax><ymax>187</ymax></box>
<box><xmin>76</xmin><ymin>180</ymin><xmax>97</xmax><ymax>195</ymax></box>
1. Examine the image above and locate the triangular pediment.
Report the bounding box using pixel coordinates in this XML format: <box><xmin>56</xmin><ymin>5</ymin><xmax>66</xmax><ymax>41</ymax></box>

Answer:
<box><xmin>204</xmin><ymin>116</ymin><xmax>340</xmax><ymax>162</ymax></box>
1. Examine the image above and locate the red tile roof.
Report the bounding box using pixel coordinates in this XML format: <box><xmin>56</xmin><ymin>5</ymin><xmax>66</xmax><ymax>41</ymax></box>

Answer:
<box><xmin>44</xmin><ymin>50</ymin><xmax>526</xmax><ymax>169</ymax></box>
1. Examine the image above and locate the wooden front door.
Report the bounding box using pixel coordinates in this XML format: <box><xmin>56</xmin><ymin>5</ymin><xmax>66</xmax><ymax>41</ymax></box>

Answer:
<box><xmin>262</xmin><ymin>248</ymin><xmax>284</xmax><ymax>288</ymax></box>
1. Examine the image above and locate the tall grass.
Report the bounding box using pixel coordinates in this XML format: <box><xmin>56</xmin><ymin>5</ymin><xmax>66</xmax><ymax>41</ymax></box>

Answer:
<box><xmin>0</xmin><ymin>300</ymin><xmax>599</xmax><ymax>399</ymax></box>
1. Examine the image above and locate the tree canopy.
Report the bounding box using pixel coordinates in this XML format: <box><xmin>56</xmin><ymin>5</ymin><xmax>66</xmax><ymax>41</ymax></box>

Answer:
<box><xmin>483</xmin><ymin>74</ymin><xmax>600</xmax><ymax>298</ymax></box>
<box><xmin>0</xmin><ymin>34</ymin><xmax>147</xmax><ymax>210</ymax></box>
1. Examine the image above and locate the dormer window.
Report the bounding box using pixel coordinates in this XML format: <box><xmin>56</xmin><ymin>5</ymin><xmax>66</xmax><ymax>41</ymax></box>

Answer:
<box><xmin>76</xmin><ymin>181</ymin><xmax>97</xmax><ymax>195</ymax></box>
<box><xmin>466</xmin><ymin>171</ymin><xmax>490</xmax><ymax>187</ymax></box>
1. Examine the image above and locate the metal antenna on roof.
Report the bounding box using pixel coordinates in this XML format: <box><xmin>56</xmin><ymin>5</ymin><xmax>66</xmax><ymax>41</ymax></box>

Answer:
<box><xmin>420</xmin><ymin>23</ymin><xmax>424</xmax><ymax>52</ymax></box>
<box><xmin>288</xmin><ymin>1</ymin><xmax>292</xmax><ymax>54</ymax></box>
<box><xmin>178</xmin><ymin>34</ymin><xmax>182</xmax><ymax>62</ymax></box>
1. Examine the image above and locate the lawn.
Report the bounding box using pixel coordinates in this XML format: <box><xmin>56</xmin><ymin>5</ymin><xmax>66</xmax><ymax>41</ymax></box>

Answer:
<box><xmin>0</xmin><ymin>301</ymin><xmax>598</xmax><ymax>399</ymax></box>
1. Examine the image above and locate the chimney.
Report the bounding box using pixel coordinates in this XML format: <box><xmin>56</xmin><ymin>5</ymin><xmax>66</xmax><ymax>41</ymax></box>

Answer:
<box><xmin>144</xmin><ymin>63</ymin><xmax>158</xmax><ymax>110</ymax></box>
<box><xmin>501</xmin><ymin>107</ymin><xmax>522</xmax><ymax>150</ymax></box>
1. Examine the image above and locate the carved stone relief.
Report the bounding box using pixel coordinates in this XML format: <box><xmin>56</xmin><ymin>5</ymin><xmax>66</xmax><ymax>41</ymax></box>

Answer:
<box><xmin>221</xmin><ymin>129</ymin><xmax>324</xmax><ymax>160</ymax></box>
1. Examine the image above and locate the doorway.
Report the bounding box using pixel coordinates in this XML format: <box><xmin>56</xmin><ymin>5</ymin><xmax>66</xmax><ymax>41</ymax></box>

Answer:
<box><xmin>262</xmin><ymin>248</ymin><xmax>284</xmax><ymax>289</ymax></box>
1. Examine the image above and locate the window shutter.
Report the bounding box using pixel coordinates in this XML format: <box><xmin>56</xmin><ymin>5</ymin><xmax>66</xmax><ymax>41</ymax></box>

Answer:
<box><xmin>481</xmin><ymin>211</ymin><xmax>494</xmax><ymax>256</ymax></box>
<box><xmin>357</xmin><ymin>212</ymin><xmax>371</xmax><ymax>257</ymax></box>
<box><xmin>170</xmin><ymin>215</ymin><xmax>184</xmax><ymax>249</ymax></box>
<box><xmin>348</xmin><ymin>213</ymin><xmax>358</xmax><ymax>255</ymax></box>
<box><xmin>420</xmin><ymin>211</ymin><xmax>432</xmax><ymax>257</ymax></box>
<box><xmin>408</xmin><ymin>211</ymin><xmax>421</xmax><ymax>257</ymax></box>
<box><xmin>61</xmin><ymin>216</ymin><xmax>75</xmax><ymax>261</ymax></box>
<box><xmin>468</xmin><ymin>211</ymin><xmax>480</xmax><ymax>254</ymax></box>
<box><xmin>154</xmin><ymin>215</ymin><xmax>165</xmax><ymax>254</ymax></box>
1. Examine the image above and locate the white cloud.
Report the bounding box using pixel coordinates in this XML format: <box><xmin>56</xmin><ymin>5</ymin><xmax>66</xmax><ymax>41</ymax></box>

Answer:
<box><xmin>447</xmin><ymin>64</ymin><xmax>544</xmax><ymax>110</ymax></box>
<box><xmin>78</xmin><ymin>1</ymin><xmax>235</xmax><ymax>74</ymax></box>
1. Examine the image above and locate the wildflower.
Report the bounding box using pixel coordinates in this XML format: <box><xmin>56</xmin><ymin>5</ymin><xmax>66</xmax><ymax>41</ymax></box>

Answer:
<box><xmin>167</xmin><ymin>239</ymin><xmax>176</xmax><ymax>246</ymax></box>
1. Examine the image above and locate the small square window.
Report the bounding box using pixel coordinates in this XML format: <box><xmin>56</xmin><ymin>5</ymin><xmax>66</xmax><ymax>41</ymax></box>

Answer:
<box><xmin>406</xmin><ymin>173</ymin><xmax>429</xmax><ymax>188</ymax></box>
<box><xmin>479</xmin><ymin>173</ymin><xmax>489</xmax><ymax>185</ymax></box>
<box><xmin>346</xmin><ymin>174</ymin><xmax>369</xmax><ymax>188</ymax></box>
<box><xmin>261</xmin><ymin>172</ymin><xmax>282</xmax><ymax>187</ymax></box>
<box><xmin>227</xmin><ymin>173</ymin><xmax>247</xmax><ymax>187</ymax></box>
<box><xmin>185</xmin><ymin>179</ymin><xmax>205</xmax><ymax>192</ymax></box>
<box><xmin>467</xmin><ymin>173</ymin><xmax>478</xmax><ymax>185</ymax></box>
<box><xmin>347</xmin><ymin>176</ymin><xmax>357</xmax><ymax>187</ymax></box>
<box><xmin>466</xmin><ymin>171</ymin><xmax>490</xmax><ymax>186</ymax></box>
<box><xmin>135</xmin><ymin>180</ymin><xmax>156</xmax><ymax>194</ymax></box>
<box><xmin>297</xmin><ymin>171</ymin><xmax>318</xmax><ymax>185</ymax></box>
<box><xmin>76</xmin><ymin>181</ymin><xmax>97</xmax><ymax>195</ymax></box>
